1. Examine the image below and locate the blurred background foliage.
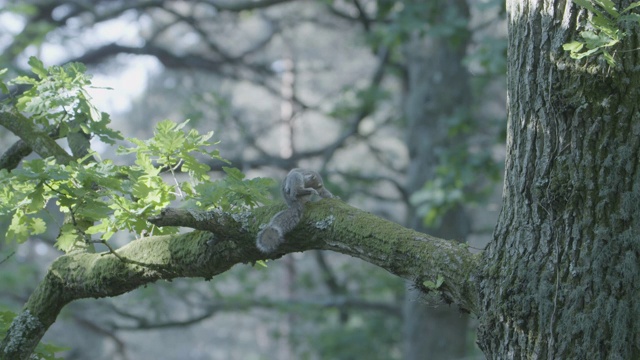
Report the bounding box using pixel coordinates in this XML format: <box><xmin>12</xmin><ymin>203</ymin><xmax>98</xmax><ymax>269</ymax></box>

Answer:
<box><xmin>0</xmin><ymin>0</ymin><xmax>506</xmax><ymax>359</ymax></box>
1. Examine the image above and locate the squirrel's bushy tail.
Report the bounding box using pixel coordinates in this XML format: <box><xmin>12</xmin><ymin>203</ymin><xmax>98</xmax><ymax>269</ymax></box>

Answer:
<box><xmin>256</xmin><ymin>203</ymin><xmax>304</xmax><ymax>253</ymax></box>
<box><xmin>255</xmin><ymin>227</ymin><xmax>282</xmax><ymax>253</ymax></box>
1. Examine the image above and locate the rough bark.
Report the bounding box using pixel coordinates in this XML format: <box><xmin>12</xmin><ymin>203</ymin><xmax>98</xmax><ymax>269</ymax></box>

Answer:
<box><xmin>477</xmin><ymin>1</ymin><xmax>640</xmax><ymax>358</ymax></box>
<box><xmin>402</xmin><ymin>0</ymin><xmax>472</xmax><ymax>358</ymax></box>
<box><xmin>1</xmin><ymin>201</ymin><xmax>480</xmax><ymax>360</ymax></box>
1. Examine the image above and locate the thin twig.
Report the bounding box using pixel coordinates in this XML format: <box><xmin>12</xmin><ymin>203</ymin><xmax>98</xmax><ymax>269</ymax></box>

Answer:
<box><xmin>0</xmin><ymin>251</ymin><xmax>16</xmax><ymax>266</ymax></box>
<box><xmin>96</xmin><ymin>240</ymin><xmax>128</xmax><ymax>262</ymax></box>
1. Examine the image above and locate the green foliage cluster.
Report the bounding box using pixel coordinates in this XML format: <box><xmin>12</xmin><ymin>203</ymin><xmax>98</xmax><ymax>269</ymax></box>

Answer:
<box><xmin>563</xmin><ymin>0</ymin><xmax>640</xmax><ymax>66</ymax></box>
<box><xmin>10</xmin><ymin>57</ymin><xmax>121</xmax><ymax>145</ymax></box>
<box><xmin>0</xmin><ymin>57</ymin><xmax>274</xmax><ymax>252</ymax></box>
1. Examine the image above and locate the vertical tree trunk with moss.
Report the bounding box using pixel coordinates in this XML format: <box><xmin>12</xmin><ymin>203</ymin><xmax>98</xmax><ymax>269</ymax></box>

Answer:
<box><xmin>477</xmin><ymin>1</ymin><xmax>640</xmax><ymax>358</ymax></box>
<box><xmin>403</xmin><ymin>0</ymin><xmax>472</xmax><ymax>358</ymax></box>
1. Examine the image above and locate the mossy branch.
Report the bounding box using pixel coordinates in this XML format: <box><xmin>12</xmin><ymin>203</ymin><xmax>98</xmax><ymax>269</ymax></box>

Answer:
<box><xmin>1</xmin><ymin>199</ymin><xmax>480</xmax><ymax>359</ymax></box>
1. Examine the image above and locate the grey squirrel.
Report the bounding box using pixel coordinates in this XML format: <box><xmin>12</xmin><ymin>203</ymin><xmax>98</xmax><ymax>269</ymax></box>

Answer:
<box><xmin>256</xmin><ymin>168</ymin><xmax>334</xmax><ymax>253</ymax></box>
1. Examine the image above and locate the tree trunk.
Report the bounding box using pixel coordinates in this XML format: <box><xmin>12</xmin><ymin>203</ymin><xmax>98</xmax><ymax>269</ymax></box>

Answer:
<box><xmin>403</xmin><ymin>0</ymin><xmax>472</xmax><ymax>357</ymax></box>
<box><xmin>477</xmin><ymin>1</ymin><xmax>640</xmax><ymax>358</ymax></box>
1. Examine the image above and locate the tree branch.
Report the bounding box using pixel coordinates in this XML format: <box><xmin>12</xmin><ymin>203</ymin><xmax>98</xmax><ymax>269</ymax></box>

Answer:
<box><xmin>0</xmin><ymin>126</ymin><xmax>62</xmax><ymax>171</ymax></box>
<box><xmin>151</xmin><ymin>200</ymin><xmax>480</xmax><ymax>313</ymax></box>
<box><xmin>209</xmin><ymin>0</ymin><xmax>295</xmax><ymax>12</ymax></box>
<box><xmin>0</xmin><ymin>111</ymin><xmax>72</xmax><ymax>165</ymax></box>
<box><xmin>0</xmin><ymin>200</ymin><xmax>479</xmax><ymax>359</ymax></box>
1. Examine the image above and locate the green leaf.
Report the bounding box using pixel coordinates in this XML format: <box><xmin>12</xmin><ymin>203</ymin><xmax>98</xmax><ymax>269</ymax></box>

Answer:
<box><xmin>181</xmin><ymin>156</ymin><xmax>211</xmax><ymax>181</ymax></box>
<box><xmin>569</xmin><ymin>47</ymin><xmax>600</xmax><ymax>59</ymax></box>
<box><xmin>563</xmin><ymin>41</ymin><xmax>584</xmax><ymax>52</ymax></box>
<box><xmin>30</xmin><ymin>217</ymin><xmax>47</xmax><ymax>235</ymax></box>
<box><xmin>423</xmin><ymin>275</ymin><xmax>444</xmax><ymax>290</ymax></box>
<box><xmin>423</xmin><ymin>280</ymin><xmax>436</xmax><ymax>289</ymax></box>
<box><xmin>55</xmin><ymin>224</ymin><xmax>82</xmax><ymax>252</ymax></box>
<box><xmin>618</xmin><ymin>13</ymin><xmax>640</xmax><ymax>24</ymax></box>
<box><xmin>593</xmin><ymin>0</ymin><xmax>620</xmax><ymax>17</ymax></box>
<box><xmin>590</xmin><ymin>15</ymin><xmax>619</xmax><ymax>38</ymax></box>
<box><xmin>602</xmin><ymin>50</ymin><xmax>616</xmax><ymax>66</ymax></box>
<box><xmin>0</xmin><ymin>68</ymin><xmax>8</xmax><ymax>94</ymax></box>
<box><xmin>26</xmin><ymin>185</ymin><xmax>46</xmax><ymax>212</ymax></box>
<box><xmin>77</xmin><ymin>200</ymin><xmax>111</xmax><ymax>220</ymax></box>
<box><xmin>573</xmin><ymin>0</ymin><xmax>601</xmax><ymax>15</ymax></box>
<box><xmin>11</xmin><ymin>75</ymin><xmax>37</xmax><ymax>85</ymax></box>
<box><xmin>86</xmin><ymin>221</ymin><xmax>116</xmax><ymax>241</ymax></box>
<box><xmin>590</xmin><ymin>13</ymin><xmax>616</xmax><ymax>28</ymax></box>
<box><xmin>622</xmin><ymin>2</ymin><xmax>640</xmax><ymax>13</ymax></box>
<box><xmin>157</xmin><ymin>126</ymin><xmax>185</xmax><ymax>154</ymax></box>
<box><xmin>580</xmin><ymin>30</ymin><xmax>615</xmax><ymax>49</ymax></box>
<box><xmin>28</xmin><ymin>56</ymin><xmax>48</xmax><ymax>79</ymax></box>
<box><xmin>223</xmin><ymin>166</ymin><xmax>245</xmax><ymax>181</ymax></box>
<box><xmin>135</xmin><ymin>153</ymin><xmax>160</xmax><ymax>176</ymax></box>
<box><xmin>7</xmin><ymin>212</ymin><xmax>29</xmax><ymax>243</ymax></box>
<box><xmin>5</xmin><ymin>215</ymin><xmax>47</xmax><ymax>243</ymax></box>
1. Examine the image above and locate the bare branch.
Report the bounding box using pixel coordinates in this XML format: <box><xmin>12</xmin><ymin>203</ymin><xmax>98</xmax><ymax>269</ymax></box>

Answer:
<box><xmin>208</xmin><ymin>0</ymin><xmax>296</xmax><ymax>12</ymax></box>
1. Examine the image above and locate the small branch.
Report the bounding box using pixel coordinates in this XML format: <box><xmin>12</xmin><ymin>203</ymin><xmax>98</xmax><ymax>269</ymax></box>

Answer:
<box><xmin>0</xmin><ymin>111</ymin><xmax>72</xmax><ymax>165</ymax></box>
<box><xmin>353</xmin><ymin>0</ymin><xmax>372</xmax><ymax>31</ymax></box>
<box><xmin>209</xmin><ymin>0</ymin><xmax>295</xmax><ymax>12</ymax></box>
<box><xmin>0</xmin><ymin>251</ymin><xmax>16</xmax><ymax>266</ymax></box>
<box><xmin>96</xmin><ymin>240</ymin><xmax>128</xmax><ymax>262</ymax></box>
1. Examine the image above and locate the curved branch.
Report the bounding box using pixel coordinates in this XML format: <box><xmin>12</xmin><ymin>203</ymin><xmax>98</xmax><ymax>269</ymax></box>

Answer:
<box><xmin>0</xmin><ymin>200</ymin><xmax>479</xmax><ymax>359</ymax></box>
<box><xmin>150</xmin><ymin>200</ymin><xmax>480</xmax><ymax>313</ymax></box>
<box><xmin>71</xmin><ymin>43</ymin><xmax>225</xmax><ymax>70</ymax></box>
